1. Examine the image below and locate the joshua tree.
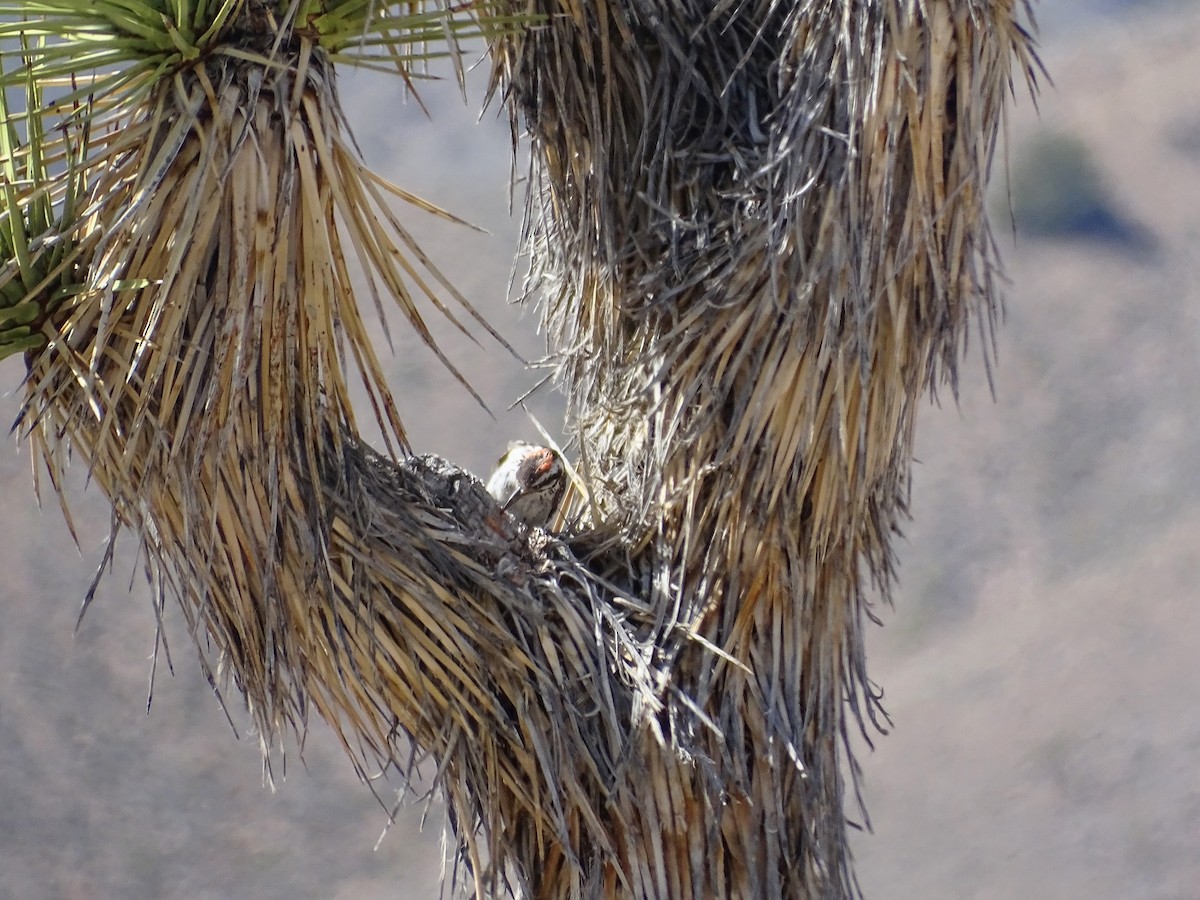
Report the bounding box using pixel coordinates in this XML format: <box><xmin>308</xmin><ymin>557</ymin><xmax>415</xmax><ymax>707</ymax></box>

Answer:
<box><xmin>0</xmin><ymin>1</ymin><xmax>1040</xmax><ymax>897</ymax></box>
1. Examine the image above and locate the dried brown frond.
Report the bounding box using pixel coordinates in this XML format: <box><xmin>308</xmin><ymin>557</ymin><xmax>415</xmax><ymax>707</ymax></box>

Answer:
<box><xmin>492</xmin><ymin>0</ymin><xmax>1042</xmax><ymax>895</ymax></box>
<box><xmin>4</xmin><ymin>0</ymin><xmax>1041</xmax><ymax>897</ymax></box>
<box><xmin>12</xmin><ymin>3</ymin><xmax>647</xmax><ymax>895</ymax></box>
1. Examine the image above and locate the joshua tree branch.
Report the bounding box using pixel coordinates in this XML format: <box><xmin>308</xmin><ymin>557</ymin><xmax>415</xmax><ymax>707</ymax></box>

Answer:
<box><xmin>3</xmin><ymin>1</ymin><xmax>1040</xmax><ymax>897</ymax></box>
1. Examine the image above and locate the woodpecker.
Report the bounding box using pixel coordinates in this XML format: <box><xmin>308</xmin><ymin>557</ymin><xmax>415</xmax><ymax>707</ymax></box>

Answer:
<box><xmin>485</xmin><ymin>442</ymin><xmax>566</xmax><ymax>528</ymax></box>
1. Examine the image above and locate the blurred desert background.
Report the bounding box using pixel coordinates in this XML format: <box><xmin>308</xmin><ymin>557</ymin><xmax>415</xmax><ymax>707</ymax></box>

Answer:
<box><xmin>1</xmin><ymin>1</ymin><xmax>1198</xmax><ymax>897</ymax></box>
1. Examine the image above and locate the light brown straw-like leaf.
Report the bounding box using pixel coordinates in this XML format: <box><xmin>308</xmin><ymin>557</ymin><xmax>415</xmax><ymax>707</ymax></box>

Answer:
<box><xmin>489</xmin><ymin>0</ymin><xmax>1042</xmax><ymax>894</ymax></box>
<box><xmin>4</xmin><ymin>1</ymin><xmax>1041</xmax><ymax>897</ymax></box>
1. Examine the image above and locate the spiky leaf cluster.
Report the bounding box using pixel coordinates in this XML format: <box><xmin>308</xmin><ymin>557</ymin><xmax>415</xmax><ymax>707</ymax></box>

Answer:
<box><xmin>0</xmin><ymin>41</ymin><xmax>91</xmax><ymax>358</ymax></box>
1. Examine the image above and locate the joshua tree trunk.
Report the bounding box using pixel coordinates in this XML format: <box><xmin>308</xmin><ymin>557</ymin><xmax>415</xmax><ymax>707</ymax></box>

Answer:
<box><xmin>1</xmin><ymin>1</ymin><xmax>1039</xmax><ymax>897</ymax></box>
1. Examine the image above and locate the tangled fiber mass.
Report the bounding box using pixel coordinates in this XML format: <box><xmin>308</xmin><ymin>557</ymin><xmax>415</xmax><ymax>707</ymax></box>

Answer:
<box><xmin>1</xmin><ymin>0</ymin><xmax>1038</xmax><ymax>896</ymax></box>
